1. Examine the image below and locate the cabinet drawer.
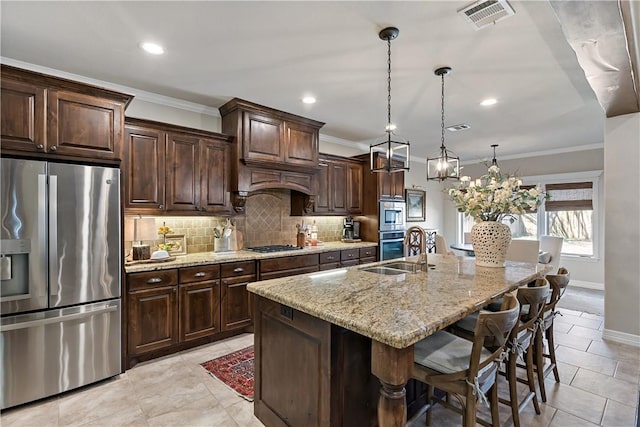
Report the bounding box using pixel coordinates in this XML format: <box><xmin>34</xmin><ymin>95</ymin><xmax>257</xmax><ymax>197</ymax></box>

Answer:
<box><xmin>260</xmin><ymin>265</ymin><xmax>319</xmax><ymax>281</ymax></box>
<box><xmin>359</xmin><ymin>247</ymin><xmax>376</xmax><ymax>259</ymax></box>
<box><xmin>340</xmin><ymin>249</ymin><xmax>359</xmax><ymax>262</ymax></box>
<box><xmin>179</xmin><ymin>265</ymin><xmax>220</xmax><ymax>284</ymax></box>
<box><xmin>319</xmin><ymin>251</ymin><xmax>340</xmax><ymax>264</ymax></box>
<box><xmin>128</xmin><ymin>269</ymin><xmax>178</xmax><ymax>292</ymax></box>
<box><xmin>221</xmin><ymin>261</ymin><xmax>256</xmax><ymax>278</ymax></box>
<box><xmin>260</xmin><ymin>254</ymin><xmax>319</xmax><ymax>273</ymax></box>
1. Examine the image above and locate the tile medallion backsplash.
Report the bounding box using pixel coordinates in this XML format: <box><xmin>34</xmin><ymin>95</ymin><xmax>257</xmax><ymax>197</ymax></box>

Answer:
<box><xmin>124</xmin><ymin>190</ymin><xmax>347</xmax><ymax>254</ymax></box>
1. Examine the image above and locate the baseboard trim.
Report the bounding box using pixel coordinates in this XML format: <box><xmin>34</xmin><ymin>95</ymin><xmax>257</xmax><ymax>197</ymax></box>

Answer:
<box><xmin>569</xmin><ymin>280</ymin><xmax>604</xmax><ymax>291</ymax></box>
<box><xmin>602</xmin><ymin>328</ymin><xmax>640</xmax><ymax>347</ymax></box>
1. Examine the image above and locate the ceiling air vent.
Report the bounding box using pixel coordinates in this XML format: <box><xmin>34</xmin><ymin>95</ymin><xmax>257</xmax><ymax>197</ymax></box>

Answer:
<box><xmin>446</xmin><ymin>123</ymin><xmax>471</xmax><ymax>132</ymax></box>
<box><xmin>458</xmin><ymin>0</ymin><xmax>515</xmax><ymax>30</ymax></box>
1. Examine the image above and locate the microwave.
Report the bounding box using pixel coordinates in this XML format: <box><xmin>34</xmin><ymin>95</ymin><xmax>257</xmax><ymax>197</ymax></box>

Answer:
<box><xmin>379</xmin><ymin>201</ymin><xmax>406</xmax><ymax>231</ymax></box>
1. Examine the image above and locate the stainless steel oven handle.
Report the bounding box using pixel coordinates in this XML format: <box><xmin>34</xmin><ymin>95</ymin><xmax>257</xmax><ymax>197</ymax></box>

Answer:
<box><xmin>48</xmin><ymin>175</ymin><xmax>58</xmax><ymax>297</ymax></box>
<box><xmin>0</xmin><ymin>304</ymin><xmax>118</xmax><ymax>332</ymax></box>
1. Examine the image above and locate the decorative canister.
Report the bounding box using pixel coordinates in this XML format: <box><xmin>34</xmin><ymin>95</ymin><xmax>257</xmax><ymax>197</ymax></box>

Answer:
<box><xmin>470</xmin><ymin>221</ymin><xmax>512</xmax><ymax>267</ymax></box>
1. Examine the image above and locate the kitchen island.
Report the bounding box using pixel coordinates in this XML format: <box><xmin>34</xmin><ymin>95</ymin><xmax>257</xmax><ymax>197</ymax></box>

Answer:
<box><xmin>247</xmin><ymin>254</ymin><xmax>548</xmax><ymax>427</ymax></box>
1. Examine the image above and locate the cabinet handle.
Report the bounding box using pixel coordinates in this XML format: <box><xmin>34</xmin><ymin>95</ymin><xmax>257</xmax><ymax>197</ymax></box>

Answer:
<box><xmin>348</xmin><ymin>254</ymin><xmax>353</xmax><ymax>257</ymax></box>
<box><xmin>233</xmin><ymin>267</ymin><xmax>244</xmax><ymax>273</ymax></box>
<box><xmin>194</xmin><ymin>272</ymin><xmax>206</xmax><ymax>277</ymax></box>
<box><xmin>36</xmin><ymin>144</ymin><xmax>44</xmax><ymax>150</ymax></box>
<box><xmin>50</xmin><ymin>145</ymin><xmax>58</xmax><ymax>152</ymax></box>
<box><xmin>146</xmin><ymin>277</ymin><xmax>162</xmax><ymax>284</ymax></box>
<box><xmin>222</xmin><ymin>280</ymin><xmax>227</xmax><ymax>285</ymax></box>
<box><xmin>327</xmin><ymin>256</ymin><xmax>334</xmax><ymax>260</ymax></box>
<box><xmin>159</xmin><ymin>204</ymin><xmax>164</xmax><ymax>209</ymax></box>
<box><xmin>318</xmin><ymin>163</ymin><xmax>329</xmax><ymax>167</ymax></box>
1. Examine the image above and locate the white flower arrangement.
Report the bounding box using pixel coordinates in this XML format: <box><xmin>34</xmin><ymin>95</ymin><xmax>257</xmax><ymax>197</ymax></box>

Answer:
<box><xmin>448</xmin><ymin>165</ymin><xmax>547</xmax><ymax>223</ymax></box>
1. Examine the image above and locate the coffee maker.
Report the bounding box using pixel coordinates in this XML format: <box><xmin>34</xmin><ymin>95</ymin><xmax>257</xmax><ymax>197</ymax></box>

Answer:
<box><xmin>342</xmin><ymin>217</ymin><xmax>354</xmax><ymax>241</ymax></box>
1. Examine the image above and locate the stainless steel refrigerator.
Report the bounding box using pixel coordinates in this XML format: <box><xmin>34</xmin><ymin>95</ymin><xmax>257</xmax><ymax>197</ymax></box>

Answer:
<box><xmin>1</xmin><ymin>158</ymin><xmax>121</xmax><ymax>410</ymax></box>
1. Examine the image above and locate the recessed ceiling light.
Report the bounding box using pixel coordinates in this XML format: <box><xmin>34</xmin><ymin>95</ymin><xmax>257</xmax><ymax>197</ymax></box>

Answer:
<box><xmin>302</xmin><ymin>96</ymin><xmax>316</xmax><ymax>104</ymax></box>
<box><xmin>140</xmin><ymin>42</ymin><xmax>164</xmax><ymax>55</ymax></box>
<box><xmin>480</xmin><ymin>98</ymin><xmax>497</xmax><ymax>106</ymax></box>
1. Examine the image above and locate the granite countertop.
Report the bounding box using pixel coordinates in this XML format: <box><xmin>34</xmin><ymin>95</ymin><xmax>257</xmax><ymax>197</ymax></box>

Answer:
<box><xmin>247</xmin><ymin>254</ymin><xmax>549</xmax><ymax>349</ymax></box>
<box><xmin>124</xmin><ymin>241</ymin><xmax>377</xmax><ymax>273</ymax></box>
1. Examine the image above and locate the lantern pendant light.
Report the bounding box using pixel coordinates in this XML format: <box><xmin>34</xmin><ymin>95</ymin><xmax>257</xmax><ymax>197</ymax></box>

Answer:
<box><xmin>427</xmin><ymin>66</ymin><xmax>460</xmax><ymax>181</ymax></box>
<box><xmin>370</xmin><ymin>27</ymin><xmax>410</xmax><ymax>174</ymax></box>
<box><xmin>490</xmin><ymin>144</ymin><xmax>499</xmax><ymax>167</ymax></box>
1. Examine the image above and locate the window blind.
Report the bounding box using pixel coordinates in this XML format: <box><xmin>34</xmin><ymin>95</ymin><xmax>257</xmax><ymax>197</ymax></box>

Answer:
<box><xmin>545</xmin><ymin>182</ymin><xmax>593</xmax><ymax>211</ymax></box>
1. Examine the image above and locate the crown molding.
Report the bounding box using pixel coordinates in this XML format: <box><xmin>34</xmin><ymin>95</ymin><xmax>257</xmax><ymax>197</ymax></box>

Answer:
<box><xmin>1</xmin><ymin>57</ymin><xmax>220</xmax><ymax>117</ymax></box>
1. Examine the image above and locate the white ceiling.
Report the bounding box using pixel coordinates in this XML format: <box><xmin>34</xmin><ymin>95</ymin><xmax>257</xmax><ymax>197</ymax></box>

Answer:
<box><xmin>1</xmin><ymin>1</ymin><xmax>608</xmax><ymax>163</ymax></box>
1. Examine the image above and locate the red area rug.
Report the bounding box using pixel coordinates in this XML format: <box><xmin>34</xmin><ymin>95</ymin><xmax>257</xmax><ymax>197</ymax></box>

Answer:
<box><xmin>201</xmin><ymin>345</ymin><xmax>254</xmax><ymax>401</ymax></box>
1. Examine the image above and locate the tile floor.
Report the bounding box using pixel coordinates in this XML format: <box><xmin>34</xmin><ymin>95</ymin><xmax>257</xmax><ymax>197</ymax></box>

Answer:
<box><xmin>1</xmin><ymin>307</ymin><xmax>638</xmax><ymax>427</ymax></box>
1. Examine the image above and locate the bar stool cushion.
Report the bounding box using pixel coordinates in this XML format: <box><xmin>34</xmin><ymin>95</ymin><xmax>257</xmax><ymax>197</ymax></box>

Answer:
<box><xmin>414</xmin><ymin>330</ymin><xmax>493</xmax><ymax>374</ymax></box>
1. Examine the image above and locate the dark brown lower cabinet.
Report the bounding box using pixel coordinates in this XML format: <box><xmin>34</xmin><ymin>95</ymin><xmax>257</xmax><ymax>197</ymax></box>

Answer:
<box><xmin>254</xmin><ymin>296</ymin><xmax>427</xmax><ymax>427</ymax></box>
<box><xmin>128</xmin><ymin>285</ymin><xmax>179</xmax><ymax>356</ymax></box>
<box><xmin>221</xmin><ymin>260</ymin><xmax>256</xmax><ymax>331</ymax></box>
<box><xmin>179</xmin><ymin>281</ymin><xmax>220</xmax><ymax>342</ymax></box>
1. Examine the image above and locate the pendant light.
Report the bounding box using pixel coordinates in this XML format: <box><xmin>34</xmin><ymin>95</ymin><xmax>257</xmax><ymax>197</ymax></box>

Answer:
<box><xmin>427</xmin><ymin>66</ymin><xmax>460</xmax><ymax>181</ymax></box>
<box><xmin>370</xmin><ymin>27</ymin><xmax>410</xmax><ymax>174</ymax></box>
<box><xmin>490</xmin><ymin>144</ymin><xmax>499</xmax><ymax>167</ymax></box>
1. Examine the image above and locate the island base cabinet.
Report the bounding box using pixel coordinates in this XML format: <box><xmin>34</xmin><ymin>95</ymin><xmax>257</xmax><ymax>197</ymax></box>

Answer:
<box><xmin>253</xmin><ymin>296</ymin><xmax>429</xmax><ymax>427</ymax></box>
<box><xmin>254</xmin><ymin>296</ymin><xmax>331</xmax><ymax>427</ymax></box>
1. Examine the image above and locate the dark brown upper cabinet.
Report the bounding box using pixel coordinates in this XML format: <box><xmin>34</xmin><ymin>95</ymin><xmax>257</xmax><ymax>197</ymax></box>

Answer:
<box><xmin>291</xmin><ymin>154</ymin><xmax>363</xmax><ymax>216</ymax></box>
<box><xmin>123</xmin><ymin>118</ymin><xmax>233</xmax><ymax>215</ymax></box>
<box><xmin>1</xmin><ymin>65</ymin><xmax>132</xmax><ymax>163</ymax></box>
<box><xmin>220</xmin><ymin>98</ymin><xmax>324</xmax><ymax>212</ymax></box>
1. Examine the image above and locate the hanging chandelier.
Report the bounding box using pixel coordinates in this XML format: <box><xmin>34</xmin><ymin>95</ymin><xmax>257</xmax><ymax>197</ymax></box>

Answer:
<box><xmin>370</xmin><ymin>27</ymin><xmax>410</xmax><ymax>174</ymax></box>
<box><xmin>427</xmin><ymin>66</ymin><xmax>460</xmax><ymax>181</ymax></box>
<box><xmin>490</xmin><ymin>144</ymin><xmax>499</xmax><ymax>167</ymax></box>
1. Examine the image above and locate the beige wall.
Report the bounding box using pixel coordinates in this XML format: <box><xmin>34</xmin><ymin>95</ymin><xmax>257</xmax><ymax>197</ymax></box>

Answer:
<box><xmin>125</xmin><ymin>99</ymin><xmax>221</xmax><ymax>132</ymax></box>
<box><xmin>604</xmin><ymin>112</ymin><xmax>640</xmax><ymax>342</ymax></box>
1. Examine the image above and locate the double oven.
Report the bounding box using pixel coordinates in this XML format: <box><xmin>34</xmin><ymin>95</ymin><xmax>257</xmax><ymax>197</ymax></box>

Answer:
<box><xmin>378</xmin><ymin>201</ymin><xmax>406</xmax><ymax>260</ymax></box>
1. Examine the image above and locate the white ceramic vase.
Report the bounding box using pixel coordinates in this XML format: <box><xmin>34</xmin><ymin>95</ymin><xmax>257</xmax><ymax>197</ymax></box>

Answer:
<box><xmin>471</xmin><ymin>221</ymin><xmax>512</xmax><ymax>268</ymax></box>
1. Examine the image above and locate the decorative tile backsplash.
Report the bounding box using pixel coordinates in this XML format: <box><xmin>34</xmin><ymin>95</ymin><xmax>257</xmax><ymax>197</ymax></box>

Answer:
<box><xmin>124</xmin><ymin>190</ymin><xmax>346</xmax><ymax>254</ymax></box>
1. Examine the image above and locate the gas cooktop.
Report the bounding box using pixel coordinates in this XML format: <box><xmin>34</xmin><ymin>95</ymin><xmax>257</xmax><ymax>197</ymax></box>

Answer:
<box><xmin>246</xmin><ymin>245</ymin><xmax>304</xmax><ymax>253</ymax></box>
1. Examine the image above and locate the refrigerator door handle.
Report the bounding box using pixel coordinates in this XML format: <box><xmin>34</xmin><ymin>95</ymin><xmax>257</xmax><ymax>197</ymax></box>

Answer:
<box><xmin>0</xmin><ymin>303</ymin><xmax>119</xmax><ymax>332</ymax></box>
<box><xmin>38</xmin><ymin>174</ymin><xmax>47</xmax><ymax>264</ymax></box>
<box><xmin>48</xmin><ymin>175</ymin><xmax>58</xmax><ymax>297</ymax></box>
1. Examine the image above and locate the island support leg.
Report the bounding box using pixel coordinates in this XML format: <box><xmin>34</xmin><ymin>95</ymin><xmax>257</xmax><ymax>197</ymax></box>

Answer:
<box><xmin>371</xmin><ymin>340</ymin><xmax>414</xmax><ymax>427</ymax></box>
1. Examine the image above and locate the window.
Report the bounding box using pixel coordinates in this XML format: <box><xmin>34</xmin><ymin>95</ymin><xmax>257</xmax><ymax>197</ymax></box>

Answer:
<box><xmin>459</xmin><ymin>171</ymin><xmax>601</xmax><ymax>258</ymax></box>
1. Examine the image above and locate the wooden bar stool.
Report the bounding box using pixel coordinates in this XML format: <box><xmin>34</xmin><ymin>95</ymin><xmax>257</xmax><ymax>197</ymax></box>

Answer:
<box><xmin>409</xmin><ymin>293</ymin><xmax>520</xmax><ymax>427</ymax></box>
<box><xmin>534</xmin><ymin>267</ymin><xmax>570</xmax><ymax>402</ymax></box>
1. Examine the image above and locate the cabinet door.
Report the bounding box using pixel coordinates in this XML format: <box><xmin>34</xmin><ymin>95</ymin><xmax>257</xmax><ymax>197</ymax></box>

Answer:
<box><xmin>391</xmin><ymin>167</ymin><xmax>405</xmax><ymax>199</ymax></box>
<box><xmin>284</xmin><ymin>121</ymin><xmax>318</xmax><ymax>167</ymax></box>
<box><xmin>200</xmin><ymin>138</ymin><xmax>231</xmax><ymax>213</ymax></box>
<box><xmin>123</xmin><ymin>125</ymin><xmax>166</xmax><ymax>212</ymax></box>
<box><xmin>221</xmin><ymin>276</ymin><xmax>253</xmax><ymax>331</ymax></box>
<box><xmin>47</xmin><ymin>90</ymin><xmax>124</xmax><ymax>160</ymax></box>
<box><xmin>179</xmin><ymin>280</ymin><xmax>220</xmax><ymax>342</ymax></box>
<box><xmin>314</xmin><ymin>161</ymin><xmax>331</xmax><ymax>213</ymax></box>
<box><xmin>347</xmin><ymin>162</ymin><xmax>363</xmax><ymax>213</ymax></box>
<box><xmin>243</xmin><ymin>111</ymin><xmax>284</xmax><ymax>163</ymax></box>
<box><xmin>166</xmin><ymin>132</ymin><xmax>200</xmax><ymax>212</ymax></box>
<box><xmin>128</xmin><ymin>286</ymin><xmax>178</xmax><ymax>356</ymax></box>
<box><xmin>331</xmin><ymin>162</ymin><xmax>347</xmax><ymax>212</ymax></box>
<box><xmin>0</xmin><ymin>78</ymin><xmax>46</xmax><ymax>153</ymax></box>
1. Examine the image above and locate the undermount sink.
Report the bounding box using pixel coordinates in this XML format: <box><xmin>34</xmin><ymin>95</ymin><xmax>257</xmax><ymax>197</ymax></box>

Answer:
<box><xmin>360</xmin><ymin>266</ymin><xmax>408</xmax><ymax>275</ymax></box>
<box><xmin>360</xmin><ymin>261</ymin><xmax>436</xmax><ymax>275</ymax></box>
